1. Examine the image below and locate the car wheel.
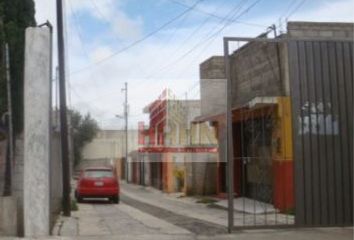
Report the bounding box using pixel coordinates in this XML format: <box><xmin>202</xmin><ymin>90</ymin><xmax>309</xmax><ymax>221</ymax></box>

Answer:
<box><xmin>112</xmin><ymin>196</ymin><xmax>119</xmax><ymax>204</ymax></box>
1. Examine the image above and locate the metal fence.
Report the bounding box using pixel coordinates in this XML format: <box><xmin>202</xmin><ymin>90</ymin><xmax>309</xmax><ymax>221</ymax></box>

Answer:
<box><xmin>224</xmin><ymin>36</ymin><xmax>353</xmax><ymax>231</ymax></box>
<box><xmin>289</xmin><ymin>40</ymin><xmax>353</xmax><ymax>226</ymax></box>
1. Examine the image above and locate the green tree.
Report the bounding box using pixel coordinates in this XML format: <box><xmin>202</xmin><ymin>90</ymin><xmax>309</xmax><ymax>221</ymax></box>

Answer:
<box><xmin>0</xmin><ymin>0</ymin><xmax>36</xmax><ymax>134</ymax></box>
<box><xmin>70</xmin><ymin>110</ymin><xmax>99</xmax><ymax>167</ymax></box>
<box><xmin>0</xmin><ymin>0</ymin><xmax>35</xmax><ymax>196</ymax></box>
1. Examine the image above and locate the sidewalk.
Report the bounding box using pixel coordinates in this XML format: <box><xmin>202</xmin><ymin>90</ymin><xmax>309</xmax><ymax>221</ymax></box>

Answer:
<box><xmin>120</xmin><ymin>182</ymin><xmax>353</xmax><ymax>239</ymax></box>
<box><xmin>121</xmin><ymin>182</ymin><xmax>229</xmax><ymax>226</ymax></box>
<box><xmin>121</xmin><ymin>182</ymin><xmax>292</xmax><ymax>227</ymax></box>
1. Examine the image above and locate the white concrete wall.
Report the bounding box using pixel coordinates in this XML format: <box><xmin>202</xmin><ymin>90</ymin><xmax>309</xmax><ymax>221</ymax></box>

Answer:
<box><xmin>0</xmin><ymin>196</ymin><xmax>17</xmax><ymax>235</ymax></box>
<box><xmin>23</xmin><ymin>27</ymin><xmax>51</xmax><ymax>237</ymax></box>
<box><xmin>82</xmin><ymin>130</ymin><xmax>138</xmax><ymax>161</ymax></box>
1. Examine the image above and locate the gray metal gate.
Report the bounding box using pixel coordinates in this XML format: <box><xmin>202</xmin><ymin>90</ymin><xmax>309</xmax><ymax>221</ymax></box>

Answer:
<box><xmin>288</xmin><ymin>40</ymin><xmax>353</xmax><ymax>226</ymax></box>
<box><xmin>224</xmin><ymin>36</ymin><xmax>353</xmax><ymax>231</ymax></box>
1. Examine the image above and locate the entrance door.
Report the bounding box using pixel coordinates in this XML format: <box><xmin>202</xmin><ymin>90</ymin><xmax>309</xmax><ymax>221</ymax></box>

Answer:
<box><xmin>241</xmin><ymin>117</ymin><xmax>273</xmax><ymax>204</ymax></box>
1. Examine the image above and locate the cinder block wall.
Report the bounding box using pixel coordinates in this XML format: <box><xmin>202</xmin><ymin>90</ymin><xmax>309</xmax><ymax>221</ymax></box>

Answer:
<box><xmin>230</xmin><ymin>39</ymin><xmax>286</xmax><ymax>107</ymax></box>
<box><xmin>199</xmin><ymin>56</ymin><xmax>226</xmax><ymax>117</ymax></box>
<box><xmin>188</xmin><ymin>153</ymin><xmax>218</xmax><ymax>195</ymax></box>
<box><xmin>287</xmin><ymin>21</ymin><xmax>354</xmax><ymax>39</ymax></box>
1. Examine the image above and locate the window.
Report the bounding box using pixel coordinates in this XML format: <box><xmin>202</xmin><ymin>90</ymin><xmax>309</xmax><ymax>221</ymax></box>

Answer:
<box><xmin>84</xmin><ymin>169</ymin><xmax>113</xmax><ymax>178</ymax></box>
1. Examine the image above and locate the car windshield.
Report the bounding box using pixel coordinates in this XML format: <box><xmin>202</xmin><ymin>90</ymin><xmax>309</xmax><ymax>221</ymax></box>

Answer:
<box><xmin>84</xmin><ymin>170</ymin><xmax>113</xmax><ymax>178</ymax></box>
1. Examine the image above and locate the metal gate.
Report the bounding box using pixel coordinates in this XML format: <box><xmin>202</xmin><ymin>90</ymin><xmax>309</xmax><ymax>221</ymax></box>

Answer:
<box><xmin>289</xmin><ymin>40</ymin><xmax>353</xmax><ymax>226</ymax></box>
<box><xmin>224</xmin><ymin>35</ymin><xmax>353</xmax><ymax>231</ymax></box>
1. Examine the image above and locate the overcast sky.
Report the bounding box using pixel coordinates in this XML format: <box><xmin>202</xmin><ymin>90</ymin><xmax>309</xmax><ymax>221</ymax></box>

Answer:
<box><xmin>33</xmin><ymin>0</ymin><xmax>354</xmax><ymax>130</ymax></box>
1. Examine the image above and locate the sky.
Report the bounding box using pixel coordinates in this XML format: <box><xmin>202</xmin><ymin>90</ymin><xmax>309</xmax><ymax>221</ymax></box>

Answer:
<box><xmin>33</xmin><ymin>0</ymin><xmax>354</xmax><ymax>130</ymax></box>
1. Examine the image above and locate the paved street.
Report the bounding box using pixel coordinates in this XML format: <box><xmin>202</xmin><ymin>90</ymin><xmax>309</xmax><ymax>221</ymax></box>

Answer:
<box><xmin>40</xmin><ymin>183</ymin><xmax>354</xmax><ymax>240</ymax></box>
<box><xmin>54</xmin><ymin>201</ymin><xmax>193</xmax><ymax>239</ymax></box>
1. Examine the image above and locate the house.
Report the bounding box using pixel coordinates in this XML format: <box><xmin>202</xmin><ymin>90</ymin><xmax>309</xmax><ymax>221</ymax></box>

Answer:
<box><xmin>137</xmin><ymin>89</ymin><xmax>218</xmax><ymax>195</ymax></box>
<box><xmin>195</xmin><ymin>21</ymin><xmax>354</xmax><ymax>219</ymax></box>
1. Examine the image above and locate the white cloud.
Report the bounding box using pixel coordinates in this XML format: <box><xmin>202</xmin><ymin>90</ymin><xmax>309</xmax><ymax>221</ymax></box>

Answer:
<box><xmin>112</xmin><ymin>12</ymin><xmax>143</xmax><ymax>41</ymax></box>
<box><xmin>289</xmin><ymin>0</ymin><xmax>354</xmax><ymax>22</ymax></box>
<box><xmin>34</xmin><ymin>0</ymin><xmax>354</xmax><ymax>129</ymax></box>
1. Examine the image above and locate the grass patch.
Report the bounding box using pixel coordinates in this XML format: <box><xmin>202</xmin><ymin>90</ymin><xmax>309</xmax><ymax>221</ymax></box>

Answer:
<box><xmin>196</xmin><ymin>197</ymin><xmax>218</xmax><ymax>204</ymax></box>
<box><xmin>283</xmin><ymin>208</ymin><xmax>295</xmax><ymax>215</ymax></box>
<box><xmin>71</xmin><ymin>199</ymin><xmax>79</xmax><ymax>211</ymax></box>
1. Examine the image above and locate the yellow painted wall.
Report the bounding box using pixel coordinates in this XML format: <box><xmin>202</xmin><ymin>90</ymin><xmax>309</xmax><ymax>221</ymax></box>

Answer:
<box><xmin>272</xmin><ymin>97</ymin><xmax>293</xmax><ymax>162</ymax></box>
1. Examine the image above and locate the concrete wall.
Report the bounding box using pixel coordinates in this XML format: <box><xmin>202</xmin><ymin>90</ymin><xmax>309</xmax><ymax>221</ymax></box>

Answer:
<box><xmin>165</xmin><ymin>100</ymin><xmax>217</xmax><ymax>146</ymax></box>
<box><xmin>0</xmin><ymin>197</ymin><xmax>17</xmax><ymax>235</ymax></box>
<box><xmin>23</xmin><ymin>27</ymin><xmax>52</xmax><ymax>237</ymax></box>
<box><xmin>13</xmin><ymin>138</ymin><xmax>24</xmax><ymax>236</ymax></box>
<box><xmin>78</xmin><ymin>158</ymin><xmax>115</xmax><ymax>170</ymax></box>
<box><xmin>188</xmin><ymin>153</ymin><xmax>218</xmax><ymax>195</ymax></box>
<box><xmin>287</xmin><ymin>21</ymin><xmax>354</xmax><ymax>39</ymax></box>
<box><xmin>50</xmin><ymin>132</ymin><xmax>62</xmax><ymax>228</ymax></box>
<box><xmin>82</xmin><ymin>130</ymin><xmax>138</xmax><ymax>161</ymax></box>
<box><xmin>158</xmin><ymin>152</ymin><xmax>218</xmax><ymax>195</ymax></box>
<box><xmin>0</xmin><ymin>140</ymin><xmax>16</xmax><ymax>235</ymax></box>
<box><xmin>0</xmin><ymin>140</ymin><xmax>6</xmax><ymax>194</ymax></box>
<box><xmin>200</xmin><ymin>56</ymin><xmax>225</xmax><ymax>79</ymax></box>
<box><xmin>230</xmin><ymin>36</ymin><xmax>286</xmax><ymax>107</ymax></box>
<box><xmin>199</xmin><ymin>56</ymin><xmax>226</xmax><ymax>117</ymax></box>
<box><xmin>81</xmin><ymin>130</ymin><xmax>139</xmax><ymax>181</ymax></box>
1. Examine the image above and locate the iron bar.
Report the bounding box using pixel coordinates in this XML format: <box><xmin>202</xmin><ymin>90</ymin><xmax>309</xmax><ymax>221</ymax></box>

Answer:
<box><xmin>224</xmin><ymin>37</ymin><xmax>234</xmax><ymax>233</ymax></box>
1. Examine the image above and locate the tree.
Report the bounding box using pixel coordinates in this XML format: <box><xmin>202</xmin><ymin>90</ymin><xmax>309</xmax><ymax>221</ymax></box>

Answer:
<box><xmin>0</xmin><ymin>0</ymin><xmax>36</xmax><ymax>134</ymax></box>
<box><xmin>69</xmin><ymin>110</ymin><xmax>99</xmax><ymax>167</ymax></box>
<box><xmin>0</xmin><ymin>0</ymin><xmax>35</xmax><ymax>196</ymax></box>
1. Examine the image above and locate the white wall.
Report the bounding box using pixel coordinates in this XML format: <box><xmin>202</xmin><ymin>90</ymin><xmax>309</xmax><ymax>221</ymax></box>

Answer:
<box><xmin>82</xmin><ymin>130</ymin><xmax>138</xmax><ymax>159</ymax></box>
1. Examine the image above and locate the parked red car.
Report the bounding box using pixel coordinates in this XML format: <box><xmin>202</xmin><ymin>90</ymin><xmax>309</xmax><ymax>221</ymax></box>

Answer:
<box><xmin>75</xmin><ymin>167</ymin><xmax>120</xmax><ymax>203</ymax></box>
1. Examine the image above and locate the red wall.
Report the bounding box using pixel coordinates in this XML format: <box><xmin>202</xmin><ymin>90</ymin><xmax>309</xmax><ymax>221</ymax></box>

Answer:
<box><xmin>273</xmin><ymin>160</ymin><xmax>294</xmax><ymax>212</ymax></box>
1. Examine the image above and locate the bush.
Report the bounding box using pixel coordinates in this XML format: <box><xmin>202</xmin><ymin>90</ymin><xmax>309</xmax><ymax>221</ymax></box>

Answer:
<box><xmin>71</xmin><ymin>199</ymin><xmax>78</xmax><ymax>211</ymax></box>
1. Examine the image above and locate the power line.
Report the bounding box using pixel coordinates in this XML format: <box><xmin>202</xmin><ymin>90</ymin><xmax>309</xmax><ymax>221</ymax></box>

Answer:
<box><xmin>141</xmin><ymin>0</ymin><xmax>249</xmax><ymax>82</ymax></box>
<box><xmin>70</xmin><ymin>0</ymin><xmax>205</xmax><ymax>75</ymax></box>
<box><xmin>134</xmin><ymin>0</ymin><xmax>261</xmax><ymax>95</ymax></box>
<box><xmin>168</xmin><ymin>0</ymin><xmax>267</xmax><ymax>28</ymax></box>
<box><xmin>89</xmin><ymin>0</ymin><xmax>110</xmax><ymax>23</ymax></box>
<box><xmin>144</xmin><ymin>0</ymin><xmax>229</xmax><ymax>80</ymax></box>
<box><xmin>278</xmin><ymin>0</ymin><xmax>300</xmax><ymax>20</ymax></box>
<box><xmin>144</xmin><ymin>0</ymin><xmax>262</xmax><ymax>81</ymax></box>
<box><xmin>133</xmin><ymin>0</ymin><xmax>262</xmax><ymax>95</ymax></box>
<box><xmin>286</xmin><ymin>0</ymin><xmax>308</xmax><ymax>19</ymax></box>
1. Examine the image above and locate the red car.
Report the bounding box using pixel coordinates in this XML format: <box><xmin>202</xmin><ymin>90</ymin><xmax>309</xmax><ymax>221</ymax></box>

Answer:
<box><xmin>75</xmin><ymin>167</ymin><xmax>120</xmax><ymax>203</ymax></box>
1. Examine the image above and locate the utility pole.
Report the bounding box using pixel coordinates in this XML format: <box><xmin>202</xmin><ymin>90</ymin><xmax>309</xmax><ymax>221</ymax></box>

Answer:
<box><xmin>3</xmin><ymin>43</ymin><xmax>13</xmax><ymax>196</ymax></box>
<box><xmin>122</xmin><ymin>82</ymin><xmax>128</xmax><ymax>182</ymax></box>
<box><xmin>56</xmin><ymin>0</ymin><xmax>71</xmax><ymax>216</ymax></box>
